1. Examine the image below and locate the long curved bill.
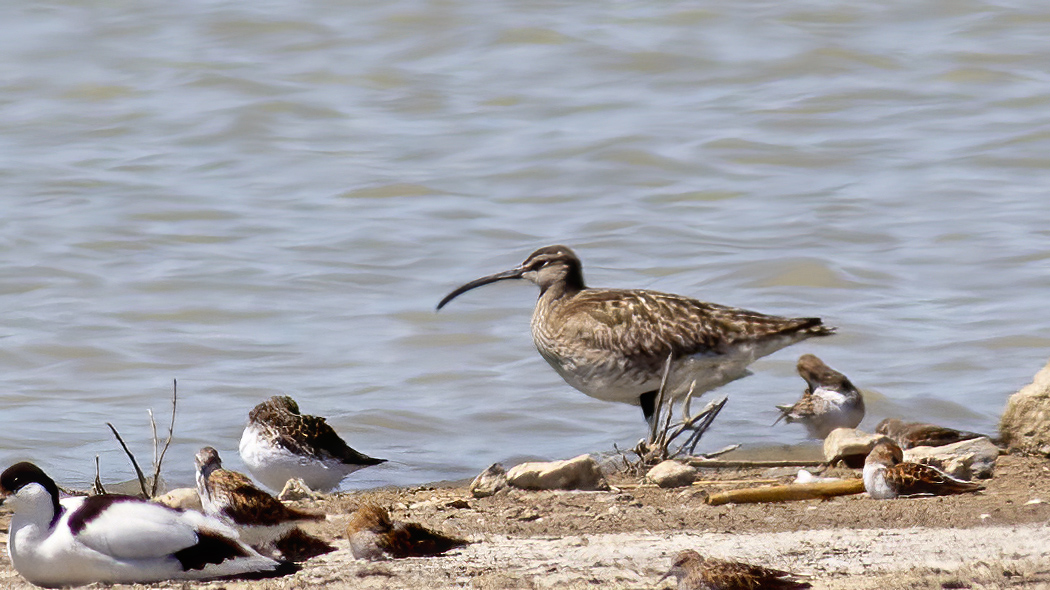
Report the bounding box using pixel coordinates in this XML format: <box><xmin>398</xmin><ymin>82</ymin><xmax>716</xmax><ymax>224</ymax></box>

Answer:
<box><xmin>436</xmin><ymin>267</ymin><xmax>525</xmax><ymax>310</ymax></box>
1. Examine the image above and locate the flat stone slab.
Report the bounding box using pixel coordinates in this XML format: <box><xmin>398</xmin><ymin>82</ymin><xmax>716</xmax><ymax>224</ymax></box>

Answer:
<box><xmin>506</xmin><ymin>454</ymin><xmax>609</xmax><ymax>491</ymax></box>
<box><xmin>903</xmin><ymin>436</ymin><xmax>1000</xmax><ymax>479</ymax></box>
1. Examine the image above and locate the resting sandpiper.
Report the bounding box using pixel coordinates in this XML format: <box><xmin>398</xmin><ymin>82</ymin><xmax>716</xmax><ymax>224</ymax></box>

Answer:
<box><xmin>774</xmin><ymin>354</ymin><xmax>864</xmax><ymax>439</ymax></box>
<box><xmin>863</xmin><ymin>439</ymin><xmax>984</xmax><ymax>499</ymax></box>
<box><xmin>874</xmin><ymin>418</ymin><xmax>985</xmax><ymax>449</ymax></box>
<box><xmin>239</xmin><ymin>396</ymin><xmax>386</xmax><ymax>492</ymax></box>
<box><xmin>660</xmin><ymin>549</ymin><xmax>811</xmax><ymax>590</ymax></box>
<box><xmin>195</xmin><ymin>447</ymin><xmax>325</xmax><ymax>551</ymax></box>
<box><xmin>437</xmin><ymin>245</ymin><xmax>835</xmax><ymax>423</ymax></box>
<box><xmin>346</xmin><ymin>503</ymin><xmax>469</xmax><ymax>560</ymax></box>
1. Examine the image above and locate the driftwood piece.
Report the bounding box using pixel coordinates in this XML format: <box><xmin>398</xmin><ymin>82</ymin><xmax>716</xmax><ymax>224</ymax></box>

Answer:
<box><xmin>705</xmin><ymin>478</ymin><xmax>865</xmax><ymax>505</ymax></box>
<box><xmin>686</xmin><ymin>459</ymin><xmax>827</xmax><ymax>469</ymax></box>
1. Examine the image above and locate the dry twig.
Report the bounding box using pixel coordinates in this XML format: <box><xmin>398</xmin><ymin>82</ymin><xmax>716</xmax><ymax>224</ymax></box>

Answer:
<box><xmin>151</xmin><ymin>379</ymin><xmax>177</xmax><ymax>497</ymax></box>
<box><xmin>619</xmin><ymin>355</ymin><xmax>730</xmax><ymax>469</ymax></box>
<box><xmin>107</xmin><ymin>422</ymin><xmax>150</xmax><ymax>497</ymax></box>
<box><xmin>104</xmin><ymin>380</ymin><xmax>179</xmax><ymax>498</ymax></box>
<box><xmin>91</xmin><ymin>455</ymin><xmax>106</xmax><ymax>496</ymax></box>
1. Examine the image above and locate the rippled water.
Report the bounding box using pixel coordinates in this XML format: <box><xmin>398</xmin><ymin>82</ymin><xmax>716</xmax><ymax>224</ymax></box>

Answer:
<box><xmin>2</xmin><ymin>0</ymin><xmax>1049</xmax><ymax>490</ymax></box>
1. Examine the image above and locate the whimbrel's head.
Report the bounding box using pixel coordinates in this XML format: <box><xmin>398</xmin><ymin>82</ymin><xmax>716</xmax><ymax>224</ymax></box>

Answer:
<box><xmin>437</xmin><ymin>245</ymin><xmax>585</xmax><ymax>309</ymax></box>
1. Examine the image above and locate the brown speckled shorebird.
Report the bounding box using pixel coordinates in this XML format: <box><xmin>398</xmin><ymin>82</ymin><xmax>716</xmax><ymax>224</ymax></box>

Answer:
<box><xmin>437</xmin><ymin>245</ymin><xmax>835</xmax><ymax>424</ymax></box>
<box><xmin>195</xmin><ymin>447</ymin><xmax>326</xmax><ymax>551</ymax></box>
<box><xmin>660</xmin><ymin>549</ymin><xmax>811</xmax><ymax>590</ymax></box>
<box><xmin>346</xmin><ymin>503</ymin><xmax>469</xmax><ymax>560</ymax></box>
<box><xmin>863</xmin><ymin>439</ymin><xmax>984</xmax><ymax>499</ymax></box>
<box><xmin>773</xmin><ymin>354</ymin><xmax>865</xmax><ymax>439</ymax></box>
<box><xmin>239</xmin><ymin>396</ymin><xmax>386</xmax><ymax>493</ymax></box>
<box><xmin>874</xmin><ymin>418</ymin><xmax>985</xmax><ymax>449</ymax></box>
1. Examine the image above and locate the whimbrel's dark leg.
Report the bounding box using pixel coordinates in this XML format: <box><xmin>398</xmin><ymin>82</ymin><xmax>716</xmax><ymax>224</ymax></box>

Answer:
<box><xmin>640</xmin><ymin>390</ymin><xmax>658</xmax><ymax>424</ymax></box>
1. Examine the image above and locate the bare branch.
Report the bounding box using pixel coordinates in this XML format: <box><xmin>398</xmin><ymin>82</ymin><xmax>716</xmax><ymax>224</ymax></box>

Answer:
<box><xmin>106</xmin><ymin>422</ymin><xmax>149</xmax><ymax>498</ymax></box>
<box><xmin>149</xmin><ymin>408</ymin><xmax>158</xmax><ymax>469</ymax></box>
<box><xmin>150</xmin><ymin>379</ymin><xmax>178</xmax><ymax>498</ymax></box>
<box><xmin>91</xmin><ymin>456</ymin><xmax>106</xmax><ymax>496</ymax></box>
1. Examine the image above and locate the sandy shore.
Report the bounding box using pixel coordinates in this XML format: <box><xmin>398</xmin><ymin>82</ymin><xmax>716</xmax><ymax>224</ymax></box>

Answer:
<box><xmin>2</xmin><ymin>453</ymin><xmax>1049</xmax><ymax>589</ymax></box>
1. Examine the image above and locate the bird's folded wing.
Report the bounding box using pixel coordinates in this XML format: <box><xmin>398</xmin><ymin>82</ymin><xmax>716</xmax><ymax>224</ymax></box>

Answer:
<box><xmin>71</xmin><ymin>500</ymin><xmax>214</xmax><ymax>560</ymax></box>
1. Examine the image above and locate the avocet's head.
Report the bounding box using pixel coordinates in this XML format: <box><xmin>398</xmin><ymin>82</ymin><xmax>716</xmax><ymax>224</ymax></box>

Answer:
<box><xmin>1</xmin><ymin>462</ymin><xmax>62</xmax><ymax>524</ymax></box>
<box><xmin>436</xmin><ymin>245</ymin><xmax>585</xmax><ymax>309</ymax></box>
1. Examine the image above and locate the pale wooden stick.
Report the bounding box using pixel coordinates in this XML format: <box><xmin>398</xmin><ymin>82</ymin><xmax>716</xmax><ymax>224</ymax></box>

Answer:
<box><xmin>705</xmin><ymin>479</ymin><xmax>864</xmax><ymax>505</ymax></box>
<box><xmin>687</xmin><ymin>459</ymin><xmax>827</xmax><ymax>469</ymax></box>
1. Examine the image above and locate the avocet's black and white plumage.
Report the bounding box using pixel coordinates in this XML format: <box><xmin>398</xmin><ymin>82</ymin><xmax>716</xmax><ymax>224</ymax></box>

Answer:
<box><xmin>238</xmin><ymin>396</ymin><xmax>386</xmax><ymax>492</ymax></box>
<box><xmin>0</xmin><ymin>461</ymin><xmax>295</xmax><ymax>588</ymax></box>
<box><xmin>195</xmin><ymin>446</ymin><xmax>324</xmax><ymax>551</ymax></box>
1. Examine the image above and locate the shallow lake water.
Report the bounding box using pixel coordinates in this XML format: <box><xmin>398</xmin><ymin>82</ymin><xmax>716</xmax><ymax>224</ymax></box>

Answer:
<box><xmin>1</xmin><ymin>0</ymin><xmax>1048</xmax><ymax>489</ymax></box>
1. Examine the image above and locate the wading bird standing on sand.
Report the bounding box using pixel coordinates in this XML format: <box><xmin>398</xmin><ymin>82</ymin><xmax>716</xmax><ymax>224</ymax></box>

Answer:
<box><xmin>438</xmin><ymin>245</ymin><xmax>835</xmax><ymax>425</ymax></box>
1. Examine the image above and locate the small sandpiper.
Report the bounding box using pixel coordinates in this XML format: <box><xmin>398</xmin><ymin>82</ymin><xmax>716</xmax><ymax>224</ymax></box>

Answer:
<box><xmin>437</xmin><ymin>245</ymin><xmax>835</xmax><ymax>424</ymax></box>
<box><xmin>863</xmin><ymin>439</ymin><xmax>984</xmax><ymax>499</ymax></box>
<box><xmin>1</xmin><ymin>461</ymin><xmax>295</xmax><ymax>587</ymax></box>
<box><xmin>239</xmin><ymin>396</ymin><xmax>386</xmax><ymax>492</ymax></box>
<box><xmin>346</xmin><ymin>503</ymin><xmax>469</xmax><ymax>560</ymax></box>
<box><xmin>195</xmin><ymin>446</ymin><xmax>326</xmax><ymax>552</ymax></box>
<box><xmin>660</xmin><ymin>549</ymin><xmax>811</xmax><ymax>590</ymax></box>
<box><xmin>874</xmin><ymin>418</ymin><xmax>985</xmax><ymax>449</ymax></box>
<box><xmin>773</xmin><ymin>354</ymin><xmax>865</xmax><ymax>439</ymax></box>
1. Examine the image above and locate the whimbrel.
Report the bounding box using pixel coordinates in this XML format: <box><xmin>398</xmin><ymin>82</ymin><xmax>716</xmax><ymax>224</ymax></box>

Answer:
<box><xmin>437</xmin><ymin>245</ymin><xmax>835</xmax><ymax>424</ymax></box>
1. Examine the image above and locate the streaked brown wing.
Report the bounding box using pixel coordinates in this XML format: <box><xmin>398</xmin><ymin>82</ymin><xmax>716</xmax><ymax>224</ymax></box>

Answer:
<box><xmin>702</xmin><ymin>557</ymin><xmax>810</xmax><ymax>589</ymax></box>
<box><xmin>380</xmin><ymin>522</ymin><xmax>469</xmax><ymax>558</ymax></box>
<box><xmin>561</xmin><ymin>289</ymin><xmax>822</xmax><ymax>362</ymax></box>
<box><xmin>211</xmin><ymin>469</ymin><xmax>322</xmax><ymax>525</ymax></box>
<box><xmin>884</xmin><ymin>463</ymin><xmax>982</xmax><ymax>496</ymax></box>
<box><xmin>900</xmin><ymin>424</ymin><xmax>983</xmax><ymax>449</ymax></box>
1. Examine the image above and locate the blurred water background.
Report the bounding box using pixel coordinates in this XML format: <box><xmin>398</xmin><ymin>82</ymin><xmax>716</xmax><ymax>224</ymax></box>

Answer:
<box><xmin>2</xmin><ymin>0</ymin><xmax>1049</xmax><ymax>490</ymax></box>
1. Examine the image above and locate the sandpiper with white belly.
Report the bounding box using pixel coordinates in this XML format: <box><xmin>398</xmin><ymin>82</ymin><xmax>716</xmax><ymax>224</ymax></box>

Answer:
<box><xmin>863</xmin><ymin>439</ymin><xmax>984</xmax><ymax>499</ymax></box>
<box><xmin>195</xmin><ymin>446</ymin><xmax>325</xmax><ymax>551</ymax></box>
<box><xmin>774</xmin><ymin>354</ymin><xmax>865</xmax><ymax>439</ymax></box>
<box><xmin>239</xmin><ymin>396</ymin><xmax>386</xmax><ymax>492</ymax></box>
<box><xmin>1</xmin><ymin>461</ymin><xmax>294</xmax><ymax>587</ymax></box>
<box><xmin>437</xmin><ymin>245</ymin><xmax>836</xmax><ymax>423</ymax></box>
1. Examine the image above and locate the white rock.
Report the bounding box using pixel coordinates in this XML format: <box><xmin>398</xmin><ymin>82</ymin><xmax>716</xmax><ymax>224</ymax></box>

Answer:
<box><xmin>152</xmin><ymin>487</ymin><xmax>202</xmax><ymax>512</ymax></box>
<box><xmin>470</xmin><ymin>463</ymin><xmax>508</xmax><ymax>498</ymax></box>
<box><xmin>823</xmin><ymin>428</ymin><xmax>891</xmax><ymax>465</ymax></box>
<box><xmin>278</xmin><ymin>477</ymin><xmax>319</xmax><ymax>501</ymax></box>
<box><xmin>903</xmin><ymin>436</ymin><xmax>1000</xmax><ymax>479</ymax></box>
<box><xmin>646</xmin><ymin>460</ymin><xmax>696</xmax><ymax>488</ymax></box>
<box><xmin>506</xmin><ymin>455</ymin><xmax>609</xmax><ymax>491</ymax></box>
<box><xmin>794</xmin><ymin>469</ymin><xmax>840</xmax><ymax>484</ymax></box>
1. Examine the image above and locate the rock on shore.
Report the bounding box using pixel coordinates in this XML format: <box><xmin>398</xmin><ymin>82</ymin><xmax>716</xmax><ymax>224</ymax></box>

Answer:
<box><xmin>1000</xmin><ymin>359</ymin><xmax>1050</xmax><ymax>457</ymax></box>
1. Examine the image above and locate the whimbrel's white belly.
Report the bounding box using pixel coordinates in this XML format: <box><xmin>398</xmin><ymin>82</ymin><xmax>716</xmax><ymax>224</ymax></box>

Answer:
<box><xmin>538</xmin><ymin>345</ymin><xmax>760</xmax><ymax>406</ymax></box>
